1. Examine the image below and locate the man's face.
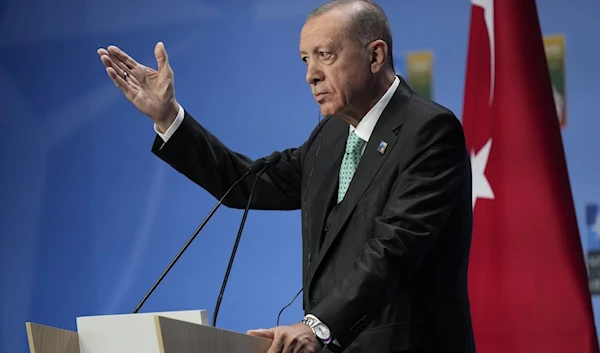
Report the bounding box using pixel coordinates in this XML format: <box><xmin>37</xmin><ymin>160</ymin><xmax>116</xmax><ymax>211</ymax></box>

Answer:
<box><xmin>299</xmin><ymin>10</ymin><xmax>372</xmax><ymax>119</ymax></box>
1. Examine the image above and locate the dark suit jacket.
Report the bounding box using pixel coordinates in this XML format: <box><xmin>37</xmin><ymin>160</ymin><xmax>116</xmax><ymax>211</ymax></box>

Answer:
<box><xmin>152</xmin><ymin>77</ymin><xmax>476</xmax><ymax>353</ymax></box>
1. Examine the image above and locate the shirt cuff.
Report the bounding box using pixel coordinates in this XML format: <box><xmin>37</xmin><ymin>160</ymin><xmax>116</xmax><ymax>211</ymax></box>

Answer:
<box><xmin>305</xmin><ymin>314</ymin><xmax>340</xmax><ymax>346</ymax></box>
<box><xmin>154</xmin><ymin>104</ymin><xmax>184</xmax><ymax>142</ymax></box>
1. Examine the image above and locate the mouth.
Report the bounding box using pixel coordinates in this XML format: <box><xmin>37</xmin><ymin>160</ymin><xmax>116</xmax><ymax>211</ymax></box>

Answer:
<box><xmin>314</xmin><ymin>93</ymin><xmax>328</xmax><ymax>102</ymax></box>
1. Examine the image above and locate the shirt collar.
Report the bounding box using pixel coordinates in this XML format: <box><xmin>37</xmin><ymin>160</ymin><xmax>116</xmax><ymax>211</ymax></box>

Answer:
<box><xmin>350</xmin><ymin>76</ymin><xmax>400</xmax><ymax>142</ymax></box>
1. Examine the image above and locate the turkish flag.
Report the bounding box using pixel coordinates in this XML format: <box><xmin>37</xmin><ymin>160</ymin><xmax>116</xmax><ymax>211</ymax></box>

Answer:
<box><xmin>462</xmin><ymin>0</ymin><xmax>599</xmax><ymax>352</ymax></box>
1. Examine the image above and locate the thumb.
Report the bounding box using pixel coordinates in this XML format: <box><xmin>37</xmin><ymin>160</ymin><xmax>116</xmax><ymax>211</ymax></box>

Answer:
<box><xmin>247</xmin><ymin>328</ymin><xmax>275</xmax><ymax>339</ymax></box>
<box><xmin>155</xmin><ymin>42</ymin><xmax>169</xmax><ymax>71</ymax></box>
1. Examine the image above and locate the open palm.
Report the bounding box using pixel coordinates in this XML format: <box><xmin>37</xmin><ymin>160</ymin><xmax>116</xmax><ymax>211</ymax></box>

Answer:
<box><xmin>98</xmin><ymin>42</ymin><xmax>179</xmax><ymax>126</ymax></box>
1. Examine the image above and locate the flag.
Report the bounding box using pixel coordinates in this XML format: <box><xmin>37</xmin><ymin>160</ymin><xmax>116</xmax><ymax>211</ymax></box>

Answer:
<box><xmin>461</xmin><ymin>0</ymin><xmax>599</xmax><ymax>352</ymax></box>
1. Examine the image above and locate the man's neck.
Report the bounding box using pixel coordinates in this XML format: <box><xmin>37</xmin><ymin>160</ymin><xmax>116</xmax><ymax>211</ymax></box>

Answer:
<box><xmin>343</xmin><ymin>73</ymin><xmax>396</xmax><ymax>127</ymax></box>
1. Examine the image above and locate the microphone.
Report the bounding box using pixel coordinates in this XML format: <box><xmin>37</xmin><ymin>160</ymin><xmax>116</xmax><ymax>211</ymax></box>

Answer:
<box><xmin>132</xmin><ymin>152</ymin><xmax>281</xmax><ymax>314</ymax></box>
<box><xmin>211</xmin><ymin>151</ymin><xmax>282</xmax><ymax>327</ymax></box>
<box><xmin>250</xmin><ymin>151</ymin><xmax>281</xmax><ymax>174</ymax></box>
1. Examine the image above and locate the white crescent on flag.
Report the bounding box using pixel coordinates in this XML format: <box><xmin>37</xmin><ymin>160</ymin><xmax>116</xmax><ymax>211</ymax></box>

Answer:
<box><xmin>471</xmin><ymin>0</ymin><xmax>495</xmax><ymax>104</ymax></box>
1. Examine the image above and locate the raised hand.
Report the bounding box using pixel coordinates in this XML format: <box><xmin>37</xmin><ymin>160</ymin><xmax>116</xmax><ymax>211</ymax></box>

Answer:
<box><xmin>97</xmin><ymin>42</ymin><xmax>179</xmax><ymax>132</ymax></box>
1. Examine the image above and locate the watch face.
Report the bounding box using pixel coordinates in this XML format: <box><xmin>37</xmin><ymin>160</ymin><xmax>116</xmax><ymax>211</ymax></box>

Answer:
<box><xmin>314</xmin><ymin>323</ymin><xmax>331</xmax><ymax>339</ymax></box>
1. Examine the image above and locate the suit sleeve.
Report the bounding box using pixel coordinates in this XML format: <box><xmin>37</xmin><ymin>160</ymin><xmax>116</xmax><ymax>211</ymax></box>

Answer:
<box><xmin>310</xmin><ymin>112</ymin><xmax>470</xmax><ymax>348</ymax></box>
<box><xmin>151</xmin><ymin>110</ymin><xmax>327</xmax><ymax>210</ymax></box>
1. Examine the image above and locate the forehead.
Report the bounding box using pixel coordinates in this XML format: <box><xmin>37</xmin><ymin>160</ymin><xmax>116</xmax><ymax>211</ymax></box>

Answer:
<box><xmin>299</xmin><ymin>10</ymin><xmax>349</xmax><ymax>51</ymax></box>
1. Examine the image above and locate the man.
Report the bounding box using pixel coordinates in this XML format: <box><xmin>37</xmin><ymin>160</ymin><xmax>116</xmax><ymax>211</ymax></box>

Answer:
<box><xmin>97</xmin><ymin>0</ymin><xmax>475</xmax><ymax>352</ymax></box>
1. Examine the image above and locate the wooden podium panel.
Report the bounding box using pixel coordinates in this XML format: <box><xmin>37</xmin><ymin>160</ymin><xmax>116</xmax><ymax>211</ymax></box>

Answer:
<box><xmin>155</xmin><ymin>316</ymin><xmax>272</xmax><ymax>353</ymax></box>
<box><xmin>25</xmin><ymin>310</ymin><xmax>266</xmax><ymax>353</ymax></box>
<box><xmin>25</xmin><ymin>322</ymin><xmax>80</xmax><ymax>353</ymax></box>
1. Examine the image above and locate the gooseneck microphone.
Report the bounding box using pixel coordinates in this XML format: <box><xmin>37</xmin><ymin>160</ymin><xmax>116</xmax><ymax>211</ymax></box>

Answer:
<box><xmin>132</xmin><ymin>151</ymin><xmax>282</xmax><ymax>314</ymax></box>
<box><xmin>211</xmin><ymin>151</ymin><xmax>282</xmax><ymax>327</ymax></box>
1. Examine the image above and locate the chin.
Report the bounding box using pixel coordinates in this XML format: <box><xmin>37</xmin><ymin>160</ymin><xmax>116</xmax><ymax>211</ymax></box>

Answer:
<box><xmin>318</xmin><ymin>103</ymin><xmax>341</xmax><ymax>118</ymax></box>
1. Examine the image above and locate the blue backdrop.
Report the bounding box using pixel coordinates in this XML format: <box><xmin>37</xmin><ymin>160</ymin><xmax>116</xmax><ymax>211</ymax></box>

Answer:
<box><xmin>1</xmin><ymin>0</ymin><xmax>599</xmax><ymax>352</ymax></box>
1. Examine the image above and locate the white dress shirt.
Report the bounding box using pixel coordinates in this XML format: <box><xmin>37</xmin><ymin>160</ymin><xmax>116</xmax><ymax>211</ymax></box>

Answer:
<box><xmin>350</xmin><ymin>76</ymin><xmax>400</xmax><ymax>154</ymax></box>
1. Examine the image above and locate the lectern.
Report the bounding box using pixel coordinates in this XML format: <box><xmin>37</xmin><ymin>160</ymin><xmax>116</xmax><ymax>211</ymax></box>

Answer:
<box><xmin>25</xmin><ymin>310</ymin><xmax>273</xmax><ymax>353</ymax></box>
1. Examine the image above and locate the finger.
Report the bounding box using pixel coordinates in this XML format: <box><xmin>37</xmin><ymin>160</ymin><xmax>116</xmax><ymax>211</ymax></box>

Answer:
<box><xmin>154</xmin><ymin>42</ymin><xmax>170</xmax><ymax>72</ymax></box>
<box><xmin>100</xmin><ymin>54</ymin><xmax>139</xmax><ymax>86</ymax></box>
<box><xmin>292</xmin><ymin>338</ymin><xmax>315</xmax><ymax>353</ymax></box>
<box><xmin>285</xmin><ymin>339</ymin><xmax>296</xmax><ymax>353</ymax></box>
<box><xmin>109</xmin><ymin>55</ymin><xmax>133</xmax><ymax>80</ymax></box>
<box><xmin>106</xmin><ymin>66</ymin><xmax>127</xmax><ymax>88</ymax></box>
<box><xmin>107</xmin><ymin>45</ymin><xmax>139</xmax><ymax>70</ymax></box>
<box><xmin>98</xmin><ymin>49</ymin><xmax>116</xmax><ymax>72</ymax></box>
<box><xmin>267</xmin><ymin>340</ymin><xmax>284</xmax><ymax>353</ymax></box>
<box><xmin>99</xmin><ymin>50</ymin><xmax>130</xmax><ymax>77</ymax></box>
<box><xmin>267</xmin><ymin>331</ymin><xmax>285</xmax><ymax>353</ymax></box>
<box><xmin>284</xmin><ymin>334</ymin><xmax>300</xmax><ymax>353</ymax></box>
<box><xmin>106</xmin><ymin>66</ymin><xmax>137</xmax><ymax>99</ymax></box>
<box><xmin>247</xmin><ymin>329</ymin><xmax>274</xmax><ymax>339</ymax></box>
<box><xmin>99</xmin><ymin>53</ymin><xmax>122</xmax><ymax>73</ymax></box>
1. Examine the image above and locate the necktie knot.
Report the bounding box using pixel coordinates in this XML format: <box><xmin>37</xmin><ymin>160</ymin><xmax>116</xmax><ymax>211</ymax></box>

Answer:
<box><xmin>345</xmin><ymin>131</ymin><xmax>366</xmax><ymax>154</ymax></box>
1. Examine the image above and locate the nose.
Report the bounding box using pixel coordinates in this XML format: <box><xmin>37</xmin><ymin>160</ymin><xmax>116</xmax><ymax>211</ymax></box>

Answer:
<box><xmin>305</xmin><ymin>61</ymin><xmax>324</xmax><ymax>85</ymax></box>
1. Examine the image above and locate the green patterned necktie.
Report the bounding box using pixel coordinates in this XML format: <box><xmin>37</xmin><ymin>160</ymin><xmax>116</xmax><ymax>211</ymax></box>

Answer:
<box><xmin>338</xmin><ymin>131</ymin><xmax>366</xmax><ymax>203</ymax></box>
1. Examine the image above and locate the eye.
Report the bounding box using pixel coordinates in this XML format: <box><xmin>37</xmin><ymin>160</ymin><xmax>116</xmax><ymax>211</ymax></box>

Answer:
<box><xmin>319</xmin><ymin>51</ymin><xmax>331</xmax><ymax>58</ymax></box>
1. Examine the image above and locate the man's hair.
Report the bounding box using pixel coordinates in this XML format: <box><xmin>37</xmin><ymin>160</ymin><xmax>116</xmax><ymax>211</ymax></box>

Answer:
<box><xmin>307</xmin><ymin>0</ymin><xmax>395</xmax><ymax>71</ymax></box>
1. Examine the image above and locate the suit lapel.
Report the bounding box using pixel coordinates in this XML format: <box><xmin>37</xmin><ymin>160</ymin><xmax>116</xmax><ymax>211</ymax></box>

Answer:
<box><xmin>306</xmin><ymin>121</ymin><xmax>347</xmax><ymax>261</ymax></box>
<box><xmin>311</xmin><ymin>122</ymin><xmax>398</xmax><ymax>275</ymax></box>
<box><xmin>308</xmin><ymin>78</ymin><xmax>411</xmax><ymax>289</ymax></box>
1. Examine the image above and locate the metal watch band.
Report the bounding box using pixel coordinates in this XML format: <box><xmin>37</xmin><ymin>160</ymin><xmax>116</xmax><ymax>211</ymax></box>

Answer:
<box><xmin>300</xmin><ymin>316</ymin><xmax>332</xmax><ymax>346</ymax></box>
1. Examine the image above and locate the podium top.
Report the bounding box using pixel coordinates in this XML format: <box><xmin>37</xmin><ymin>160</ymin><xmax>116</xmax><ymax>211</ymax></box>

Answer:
<box><xmin>25</xmin><ymin>322</ymin><xmax>80</xmax><ymax>353</ymax></box>
<box><xmin>26</xmin><ymin>310</ymin><xmax>273</xmax><ymax>353</ymax></box>
<box><xmin>155</xmin><ymin>316</ymin><xmax>272</xmax><ymax>353</ymax></box>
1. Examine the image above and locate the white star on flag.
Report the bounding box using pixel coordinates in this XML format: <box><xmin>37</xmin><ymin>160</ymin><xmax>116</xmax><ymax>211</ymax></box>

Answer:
<box><xmin>471</xmin><ymin>138</ymin><xmax>495</xmax><ymax>209</ymax></box>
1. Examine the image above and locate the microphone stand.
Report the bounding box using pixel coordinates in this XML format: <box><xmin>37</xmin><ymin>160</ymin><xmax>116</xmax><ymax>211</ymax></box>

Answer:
<box><xmin>132</xmin><ymin>170</ymin><xmax>251</xmax><ymax>313</ymax></box>
<box><xmin>131</xmin><ymin>151</ymin><xmax>280</xmax><ymax>316</ymax></box>
<box><xmin>211</xmin><ymin>167</ymin><xmax>266</xmax><ymax>327</ymax></box>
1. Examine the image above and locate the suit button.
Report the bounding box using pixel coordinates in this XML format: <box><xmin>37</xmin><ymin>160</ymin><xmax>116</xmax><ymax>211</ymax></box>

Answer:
<box><xmin>311</xmin><ymin>300</ymin><xmax>319</xmax><ymax>306</ymax></box>
<box><xmin>324</xmin><ymin>224</ymin><xmax>329</xmax><ymax>232</ymax></box>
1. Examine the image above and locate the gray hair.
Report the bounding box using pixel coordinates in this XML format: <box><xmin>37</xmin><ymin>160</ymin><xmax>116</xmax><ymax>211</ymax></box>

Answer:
<box><xmin>307</xmin><ymin>0</ymin><xmax>395</xmax><ymax>71</ymax></box>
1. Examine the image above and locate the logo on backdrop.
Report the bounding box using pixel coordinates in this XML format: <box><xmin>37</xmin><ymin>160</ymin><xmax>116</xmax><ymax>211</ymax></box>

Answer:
<box><xmin>543</xmin><ymin>34</ymin><xmax>567</xmax><ymax>129</ymax></box>
<box><xmin>405</xmin><ymin>50</ymin><xmax>434</xmax><ymax>100</ymax></box>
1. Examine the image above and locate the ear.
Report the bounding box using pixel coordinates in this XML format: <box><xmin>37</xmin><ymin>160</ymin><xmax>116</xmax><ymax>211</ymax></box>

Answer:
<box><xmin>368</xmin><ymin>40</ymin><xmax>389</xmax><ymax>73</ymax></box>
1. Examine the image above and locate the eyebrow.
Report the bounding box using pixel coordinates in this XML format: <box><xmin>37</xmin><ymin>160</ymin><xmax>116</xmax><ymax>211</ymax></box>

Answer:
<box><xmin>300</xmin><ymin>41</ymin><xmax>336</xmax><ymax>55</ymax></box>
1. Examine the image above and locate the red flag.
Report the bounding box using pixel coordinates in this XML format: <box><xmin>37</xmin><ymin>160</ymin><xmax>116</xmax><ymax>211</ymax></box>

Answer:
<box><xmin>462</xmin><ymin>0</ymin><xmax>599</xmax><ymax>352</ymax></box>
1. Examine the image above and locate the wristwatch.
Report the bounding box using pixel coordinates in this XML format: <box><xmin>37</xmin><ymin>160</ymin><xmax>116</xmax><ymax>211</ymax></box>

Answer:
<box><xmin>300</xmin><ymin>315</ymin><xmax>333</xmax><ymax>346</ymax></box>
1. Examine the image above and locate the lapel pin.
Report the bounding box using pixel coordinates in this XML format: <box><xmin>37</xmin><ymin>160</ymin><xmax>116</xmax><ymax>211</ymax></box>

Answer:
<box><xmin>377</xmin><ymin>140</ymin><xmax>388</xmax><ymax>154</ymax></box>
